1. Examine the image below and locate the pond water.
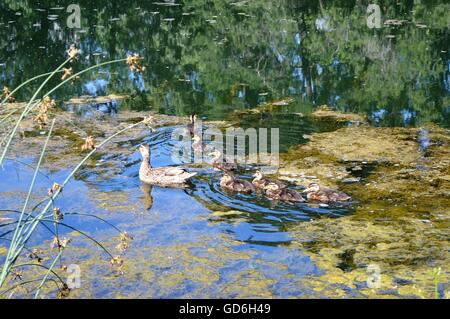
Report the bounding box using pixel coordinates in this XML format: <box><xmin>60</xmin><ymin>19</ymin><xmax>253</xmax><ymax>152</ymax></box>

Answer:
<box><xmin>0</xmin><ymin>0</ymin><xmax>449</xmax><ymax>126</ymax></box>
<box><xmin>0</xmin><ymin>0</ymin><xmax>449</xmax><ymax>298</ymax></box>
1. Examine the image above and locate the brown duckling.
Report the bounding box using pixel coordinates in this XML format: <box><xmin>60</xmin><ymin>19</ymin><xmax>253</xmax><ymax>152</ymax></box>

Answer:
<box><xmin>302</xmin><ymin>183</ymin><xmax>351</xmax><ymax>203</ymax></box>
<box><xmin>192</xmin><ymin>135</ymin><xmax>212</xmax><ymax>153</ymax></box>
<box><xmin>220</xmin><ymin>174</ymin><xmax>255</xmax><ymax>194</ymax></box>
<box><xmin>252</xmin><ymin>170</ymin><xmax>286</xmax><ymax>190</ymax></box>
<box><xmin>209</xmin><ymin>149</ymin><xmax>238</xmax><ymax>172</ymax></box>
<box><xmin>263</xmin><ymin>183</ymin><xmax>305</xmax><ymax>203</ymax></box>
<box><xmin>187</xmin><ymin>113</ymin><xmax>197</xmax><ymax>137</ymax></box>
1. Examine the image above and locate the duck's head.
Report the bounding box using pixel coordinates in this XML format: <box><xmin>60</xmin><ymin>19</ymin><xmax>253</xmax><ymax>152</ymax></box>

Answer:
<box><xmin>138</xmin><ymin>144</ymin><xmax>150</xmax><ymax>158</ymax></box>
<box><xmin>303</xmin><ymin>182</ymin><xmax>320</xmax><ymax>193</ymax></box>
<box><xmin>190</xmin><ymin>113</ymin><xmax>197</xmax><ymax>123</ymax></box>
<box><xmin>252</xmin><ymin>170</ymin><xmax>263</xmax><ymax>179</ymax></box>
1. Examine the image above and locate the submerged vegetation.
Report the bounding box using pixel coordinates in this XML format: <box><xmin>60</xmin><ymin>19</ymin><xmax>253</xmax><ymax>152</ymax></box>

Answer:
<box><xmin>0</xmin><ymin>0</ymin><xmax>449</xmax><ymax>299</ymax></box>
<box><xmin>0</xmin><ymin>47</ymin><xmax>152</xmax><ymax>298</ymax></box>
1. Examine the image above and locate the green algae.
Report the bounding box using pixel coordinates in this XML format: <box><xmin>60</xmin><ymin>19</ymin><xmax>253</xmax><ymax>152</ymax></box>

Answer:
<box><xmin>2</xmin><ymin>104</ymin><xmax>449</xmax><ymax>299</ymax></box>
<box><xmin>278</xmin><ymin>124</ymin><xmax>450</xmax><ymax>298</ymax></box>
<box><xmin>311</xmin><ymin>105</ymin><xmax>367</xmax><ymax>125</ymax></box>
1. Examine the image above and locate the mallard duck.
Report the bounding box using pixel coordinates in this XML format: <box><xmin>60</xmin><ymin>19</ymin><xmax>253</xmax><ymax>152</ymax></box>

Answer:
<box><xmin>209</xmin><ymin>149</ymin><xmax>238</xmax><ymax>172</ymax></box>
<box><xmin>219</xmin><ymin>174</ymin><xmax>255</xmax><ymax>194</ymax></box>
<box><xmin>252</xmin><ymin>170</ymin><xmax>286</xmax><ymax>190</ymax></box>
<box><xmin>263</xmin><ymin>183</ymin><xmax>305</xmax><ymax>203</ymax></box>
<box><xmin>187</xmin><ymin>114</ymin><xmax>197</xmax><ymax>137</ymax></box>
<box><xmin>302</xmin><ymin>183</ymin><xmax>351</xmax><ymax>203</ymax></box>
<box><xmin>138</xmin><ymin>144</ymin><xmax>197</xmax><ymax>186</ymax></box>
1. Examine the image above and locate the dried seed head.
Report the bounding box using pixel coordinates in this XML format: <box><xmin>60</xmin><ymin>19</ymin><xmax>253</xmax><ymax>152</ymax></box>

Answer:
<box><xmin>126</xmin><ymin>54</ymin><xmax>145</xmax><ymax>73</ymax></box>
<box><xmin>13</xmin><ymin>271</ymin><xmax>23</xmax><ymax>281</ymax></box>
<box><xmin>56</xmin><ymin>284</ymin><xmax>71</xmax><ymax>299</ymax></box>
<box><xmin>27</xmin><ymin>248</ymin><xmax>44</xmax><ymax>264</ymax></box>
<box><xmin>116</xmin><ymin>241</ymin><xmax>129</xmax><ymax>253</ymax></box>
<box><xmin>143</xmin><ymin>115</ymin><xmax>154</xmax><ymax>126</ymax></box>
<box><xmin>120</xmin><ymin>231</ymin><xmax>133</xmax><ymax>242</ymax></box>
<box><xmin>53</xmin><ymin>207</ymin><xmax>64</xmax><ymax>222</ymax></box>
<box><xmin>110</xmin><ymin>256</ymin><xmax>124</xmax><ymax>274</ymax></box>
<box><xmin>38</xmin><ymin>96</ymin><xmax>56</xmax><ymax>113</ymax></box>
<box><xmin>67</xmin><ymin>44</ymin><xmax>79</xmax><ymax>62</ymax></box>
<box><xmin>51</xmin><ymin>236</ymin><xmax>71</xmax><ymax>251</ymax></box>
<box><xmin>1</xmin><ymin>86</ymin><xmax>10</xmax><ymax>96</ymax></box>
<box><xmin>81</xmin><ymin>136</ymin><xmax>96</xmax><ymax>151</ymax></box>
<box><xmin>61</xmin><ymin>67</ymin><xmax>73</xmax><ymax>81</ymax></box>
<box><xmin>48</xmin><ymin>182</ymin><xmax>62</xmax><ymax>196</ymax></box>
<box><xmin>1</xmin><ymin>86</ymin><xmax>14</xmax><ymax>102</ymax></box>
<box><xmin>33</xmin><ymin>112</ymin><xmax>48</xmax><ymax>129</ymax></box>
<box><xmin>116</xmin><ymin>232</ymin><xmax>133</xmax><ymax>253</ymax></box>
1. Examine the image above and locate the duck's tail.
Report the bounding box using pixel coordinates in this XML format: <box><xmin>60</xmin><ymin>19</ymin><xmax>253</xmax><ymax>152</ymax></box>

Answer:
<box><xmin>183</xmin><ymin>171</ymin><xmax>197</xmax><ymax>180</ymax></box>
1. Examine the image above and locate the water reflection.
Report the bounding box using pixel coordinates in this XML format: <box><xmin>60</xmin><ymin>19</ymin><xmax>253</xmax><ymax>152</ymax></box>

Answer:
<box><xmin>0</xmin><ymin>0</ymin><xmax>448</xmax><ymax>126</ymax></box>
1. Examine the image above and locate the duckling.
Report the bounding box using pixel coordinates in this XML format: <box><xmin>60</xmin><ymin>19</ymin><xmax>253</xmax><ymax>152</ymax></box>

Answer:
<box><xmin>191</xmin><ymin>134</ymin><xmax>212</xmax><ymax>153</ymax></box>
<box><xmin>279</xmin><ymin>188</ymin><xmax>306</xmax><ymax>203</ymax></box>
<box><xmin>220</xmin><ymin>174</ymin><xmax>255</xmax><ymax>194</ymax></box>
<box><xmin>209</xmin><ymin>149</ymin><xmax>238</xmax><ymax>172</ymax></box>
<box><xmin>302</xmin><ymin>183</ymin><xmax>351</xmax><ymax>203</ymax></box>
<box><xmin>263</xmin><ymin>183</ymin><xmax>305</xmax><ymax>203</ymax></box>
<box><xmin>138</xmin><ymin>144</ymin><xmax>197</xmax><ymax>186</ymax></box>
<box><xmin>252</xmin><ymin>170</ymin><xmax>286</xmax><ymax>190</ymax></box>
<box><xmin>187</xmin><ymin>113</ymin><xmax>197</xmax><ymax>137</ymax></box>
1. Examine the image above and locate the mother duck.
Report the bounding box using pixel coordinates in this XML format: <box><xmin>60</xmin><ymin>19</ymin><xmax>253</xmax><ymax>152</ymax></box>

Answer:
<box><xmin>138</xmin><ymin>144</ymin><xmax>197</xmax><ymax>186</ymax></box>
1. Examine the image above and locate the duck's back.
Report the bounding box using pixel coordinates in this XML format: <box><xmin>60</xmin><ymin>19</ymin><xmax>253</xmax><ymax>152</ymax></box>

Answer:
<box><xmin>280</xmin><ymin>189</ymin><xmax>305</xmax><ymax>202</ymax></box>
<box><xmin>308</xmin><ymin>188</ymin><xmax>351</xmax><ymax>202</ymax></box>
<box><xmin>140</xmin><ymin>166</ymin><xmax>196</xmax><ymax>185</ymax></box>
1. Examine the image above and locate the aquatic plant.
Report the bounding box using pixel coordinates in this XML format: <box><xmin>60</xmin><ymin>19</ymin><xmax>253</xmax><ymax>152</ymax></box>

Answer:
<box><xmin>0</xmin><ymin>46</ymin><xmax>152</xmax><ymax>298</ymax></box>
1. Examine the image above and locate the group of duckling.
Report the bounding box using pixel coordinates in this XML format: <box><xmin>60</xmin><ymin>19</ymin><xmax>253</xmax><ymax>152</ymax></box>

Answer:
<box><xmin>218</xmin><ymin>170</ymin><xmax>351</xmax><ymax>204</ymax></box>
<box><xmin>138</xmin><ymin>114</ymin><xmax>352</xmax><ymax>204</ymax></box>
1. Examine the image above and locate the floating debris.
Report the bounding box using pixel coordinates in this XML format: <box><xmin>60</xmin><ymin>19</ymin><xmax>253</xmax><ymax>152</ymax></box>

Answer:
<box><xmin>153</xmin><ymin>1</ymin><xmax>181</xmax><ymax>6</ymax></box>
<box><xmin>384</xmin><ymin>19</ymin><xmax>406</xmax><ymax>26</ymax></box>
<box><xmin>47</xmin><ymin>15</ymin><xmax>59</xmax><ymax>21</ymax></box>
